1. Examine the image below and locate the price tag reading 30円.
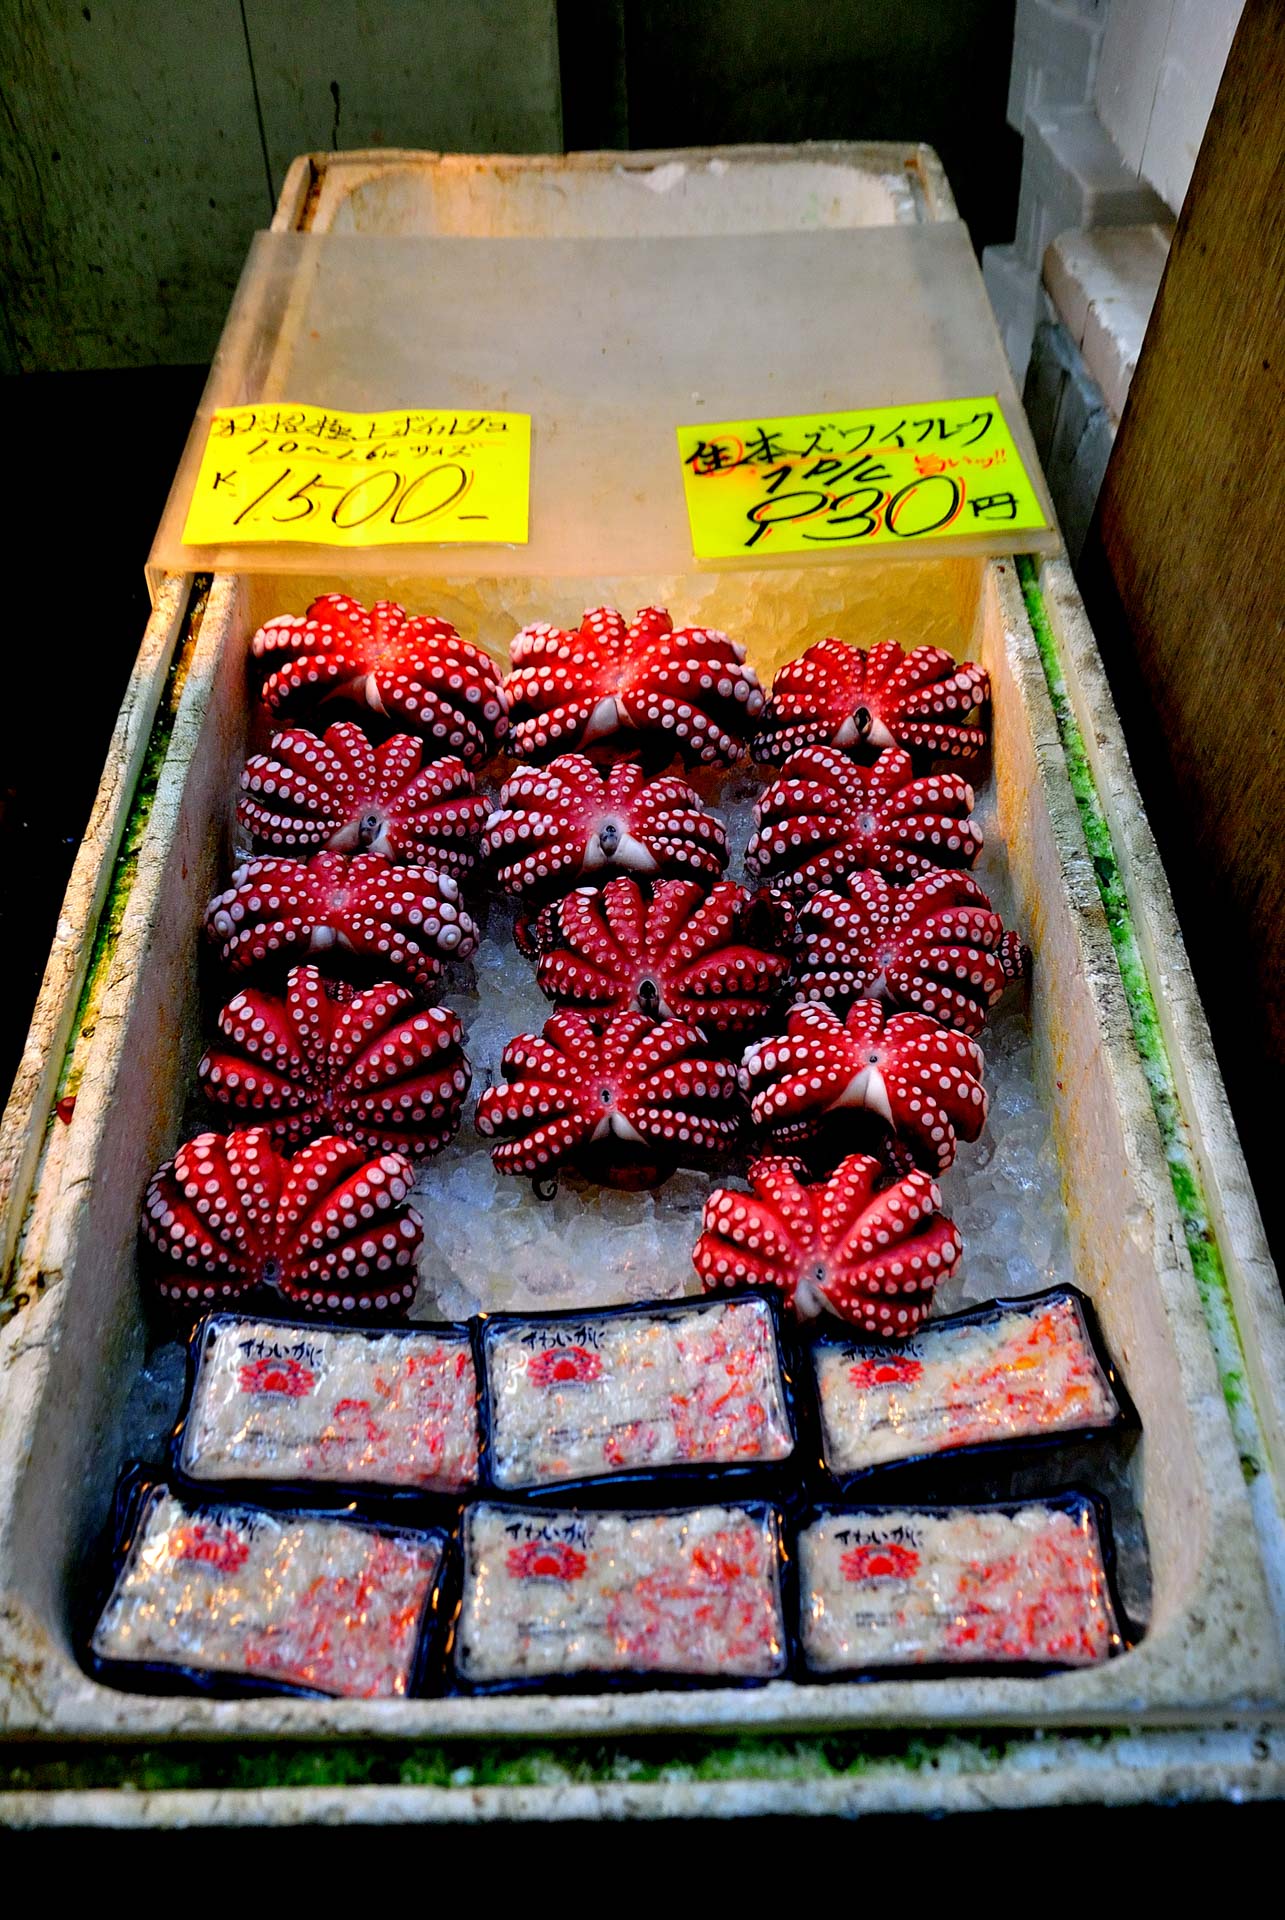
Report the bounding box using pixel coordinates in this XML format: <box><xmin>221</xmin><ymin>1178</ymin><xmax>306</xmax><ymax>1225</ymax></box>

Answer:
<box><xmin>182</xmin><ymin>404</ymin><xmax>530</xmax><ymax>548</ymax></box>
<box><xmin>676</xmin><ymin>397</ymin><xmax>1046</xmax><ymax>559</ymax></box>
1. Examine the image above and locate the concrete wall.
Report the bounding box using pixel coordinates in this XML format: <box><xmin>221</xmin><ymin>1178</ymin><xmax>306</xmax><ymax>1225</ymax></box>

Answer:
<box><xmin>1</xmin><ymin>2</ymin><xmax>564</xmax><ymax>372</ymax></box>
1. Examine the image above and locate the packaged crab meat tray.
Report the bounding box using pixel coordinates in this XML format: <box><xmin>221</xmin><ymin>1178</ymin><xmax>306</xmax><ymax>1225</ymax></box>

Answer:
<box><xmin>2</xmin><ymin>145</ymin><xmax>1284</xmax><ymax>1827</ymax></box>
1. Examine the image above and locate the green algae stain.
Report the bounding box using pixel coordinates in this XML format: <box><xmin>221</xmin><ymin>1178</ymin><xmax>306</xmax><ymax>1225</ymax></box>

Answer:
<box><xmin>56</xmin><ymin>584</ymin><xmax>208</xmax><ymax>1107</ymax></box>
<box><xmin>1</xmin><ymin>1731</ymin><xmax>1027</xmax><ymax>1796</ymax></box>
<box><xmin>1015</xmin><ymin>556</ymin><xmax>1262</xmax><ymax>1479</ymax></box>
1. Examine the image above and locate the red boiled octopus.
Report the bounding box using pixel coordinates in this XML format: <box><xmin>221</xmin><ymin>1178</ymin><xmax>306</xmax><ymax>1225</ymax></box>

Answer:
<box><xmin>526</xmin><ymin>876</ymin><xmax>791</xmax><ymax>1041</ymax></box>
<box><xmin>503</xmin><ymin>605</ymin><xmax>764</xmax><ymax>765</ymax></box>
<box><xmin>483</xmin><ymin>755</ymin><xmax>728</xmax><ymax>904</ymax></box>
<box><xmin>475</xmin><ymin>1010</ymin><xmax>742</xmax><ymax>1185</ymax></box>
<box><xmin>251</xmin><ymin>593</ymin><xmax>508</xmax><ymax>767</ymax></box>
<box><xmin>204</xmin><ymin>851</ymin><xmax>477</xmax><ymax>992</ymax></box>
<box><xmin>199</xmin><ymin>965</ymin><xmax>471</xmax><ymax>1156</ymax></box>
<box><xmin>792</xmin><ymin>869</ymin><xmax>1026</xmax><ymax>1035</ymax></box>
<box><xmin>746</xmin><ymin>744</ymin><xmax>981</xmax><ymax>895</ymax></box>
<box><xmin>739</xmin><ymin>999</ymin><xmax>987</xmax><ymax>1172</ymax></box>
<box><xmin>694</xmin><ymin>1152</ymin><xmax>962</xmax><ymax>1335</ymax></box>
<box><xmin>752</xmin><ymin>638</ymin><xmax>989</xmax><ymax>765</ymax></box>
<box><xmin>141</xmin><ymin>1126</ymin><xmax>422</xmax><ymax>1314</ymax></box>
<box><xmin>238</xmin><ymin>721</ymin><xmax>487</xmax><ymax>878</ymax></box>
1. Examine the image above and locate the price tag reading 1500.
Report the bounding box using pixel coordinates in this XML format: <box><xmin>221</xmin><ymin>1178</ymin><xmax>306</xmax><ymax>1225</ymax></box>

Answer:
<box><xmin>676</xmin><ymin>397</ymin><xmax>1046</xmax><ymax>558</ymax></box>
<box><xmin>182</xmin><ymin>403</ymin><xmax>530</xmax><ymax>548</ymax></box>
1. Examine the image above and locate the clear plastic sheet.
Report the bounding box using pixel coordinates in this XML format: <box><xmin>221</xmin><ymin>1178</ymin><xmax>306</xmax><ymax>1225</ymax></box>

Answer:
<box><xmin>454</xmin><ymin>1501</ymin><xmax>787</xmax><ymax>1688</ymax></box>
<box><xmin>149</xmin><ymin>224</ymin><xmax>1058</xmax><ymax>593</ymax></box>
<box><xmin>810</xmin><ymin>1288</ymin><xmax>1126</xmax><ymax>1481</ymax></box>
<box><xmin>798</xmin><ymin>1495</ymin><xmax>1122</xmax><ymax>1674</ymax></box>
<box><xmin>91</xmin><ymin>1484</ymin><xmax>445</xmax><ymax>1699</ymax></box>
<box><xmin>178</xmin><ymin>1314</ymin><xmax>479</xmax><ymax>1494</ymax></box>
<box><xmin>479</xmin><ymin>1296</ymin><xmax>793</xmax><ymax>1493</ymax></box>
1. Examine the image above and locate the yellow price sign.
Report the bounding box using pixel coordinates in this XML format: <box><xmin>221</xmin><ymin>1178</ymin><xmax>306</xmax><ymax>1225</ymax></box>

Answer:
<box><xmin>676</xmin><ymin>397</ymin><xmax>1046</xmax><ymax>559</ymax></box>
<box><xmin>182</xmin><ymin>403</ymin><xmax>530</xmax><ymax>548</ymax></box>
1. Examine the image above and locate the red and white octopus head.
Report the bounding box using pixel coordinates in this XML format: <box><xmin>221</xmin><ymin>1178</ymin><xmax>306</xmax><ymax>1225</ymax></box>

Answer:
<box><xmin>482</xmin><ymin>754</ymin><xmax>729</xmax><ymax>904</ymax></box>
<box><xmin>204</xmin><ymin>851</ymin><xmax>477</xmax><ymax>992</ymax></box>
<box><xmin>251</xmin><ymin>593</ymin><xmax>508</xmax><ymax>767</ymax></box>
<box><xmin>739</xmin><ymin>998</ymin><xmax>987</xmax><ymax>1172</ymax></box>
<box><xmin>503</xmin><ymin>605</ymin><xmax>764</xmax><ymax>765</ymax></box>
<box><xmin>141</xmin><ymin>1126</ymin><xmax>422</xmax><ymax>1314</ymax></box>
<box><xmin>527</xmin><ymin>876</ymin><xmax>792</xmax><ymax>1041</ymax></box>
<box><xmin>752</xmin><ymin>638</ymin><xmax>989</xmax><ymax>765</ymax></box>
<box><xmin>792</xmin><ymin>869</ymin><xmax>1027</xmax><ymax>1034</ymax></box>
<box><xmin>693</xmin><ymin>1152</ymin><xmax>962</xmax><ymax>1334</ymax></box>
<box><xmin>746</xmin><ymin>743</ymin><xmax>981</xmax><ymax>896</ymax></box>
<box><xmin>475</xmin><ymin>1009</ymin><xmax>743</xmax><ymax>1184</ymax></box>
<box><xmin>199</xmin><ymin>964</ymin><xmax>471</xmax><ymax>1156</ymax></box>
<box><xmin>238</xmin><ymin>721</ymin><xmax>487</xmax><ymax>877</ymax></box>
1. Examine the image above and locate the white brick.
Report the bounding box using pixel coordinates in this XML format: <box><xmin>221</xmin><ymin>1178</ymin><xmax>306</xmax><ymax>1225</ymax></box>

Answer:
<box><xmin>1012</xmin><ymin>106</ymin><xmax>1171</xmax><ymax>268</ymax></box>
<box><xmin>1008</xmin><ymin>0</ymin><xmax>1105</xmax><ymax>132</ymax></box>
<box><xmin>1043</xmin><ymin>223</ymin><xmax>1171</xmax><ymax>420</ymax></box>
<box><xmin>1095</xmin><ymin>0</ymin><xmax>1175</xmax><ymax>174</ymax></box>
<box><xmin>1141</xmin><ymin>0</ymin><xmax>1244</xmax><ymax>214</ymax></box>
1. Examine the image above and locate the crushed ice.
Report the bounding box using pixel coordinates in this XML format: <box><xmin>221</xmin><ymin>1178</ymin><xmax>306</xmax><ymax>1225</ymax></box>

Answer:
<box><xmin>412</xmin><ymin>770</ymin><xmax>1077</xmax><ymax>1326</ymax></box>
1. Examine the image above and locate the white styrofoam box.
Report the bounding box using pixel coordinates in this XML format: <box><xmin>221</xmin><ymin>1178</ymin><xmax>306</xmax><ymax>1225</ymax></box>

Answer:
<box><xmin>1014</xmin><ymin>106</ymin><xmax>1171</xmax><ymax>269</ymax></box>
<box><xmin>1095</xmin><ymin>0</ymin><xmax>1176</xmax><ymax>176</ymax></box>
<box><xmin>1141</xmin><ymin>0</ymin><xmax>1243</xmax><ymax>213</ymax></box>
<box><xmin>981</xmin><ymin>241</ymin><xmax>1042</xmax><ymax>387</ymax></box>
<box><xmin>1043</xmin><ymin>224</ymin><xmax>1171</xmax><ymax>419</ymax></box>
<box><xmin>1007</xmin><ymin>0</ymin><xmax>1106</xmax><ymax>133</ymax></box>
<box><xmin>1095</xmin><ymin>0</ymin><xmax>1243</xmax><ymax>214</ymax></box>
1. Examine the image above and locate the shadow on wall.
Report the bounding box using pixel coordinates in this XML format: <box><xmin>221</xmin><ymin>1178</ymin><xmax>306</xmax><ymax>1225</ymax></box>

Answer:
<box><xmin>564</xmin><ymin>0</ymin><xmax>1022</xmax><ymax>254</ymax></box>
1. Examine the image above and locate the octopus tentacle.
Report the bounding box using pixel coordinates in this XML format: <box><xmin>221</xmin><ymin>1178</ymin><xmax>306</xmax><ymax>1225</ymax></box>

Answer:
<box><xmin>740</xmin><ymin>999</ymin><xmax>987</xmax><ymax>1172</ymax></box>
<box><xmin>752</xmin><ymin>637</ymin><xmax>989</xmax><ymax>766</ymax></box>
<box><xmin>204</xmin><ymin>851</ymin><xmax>477</xmax><ymax>992</ymax></box>
<box><xmin>482</xmin><ymin>755</ymin><xmax>729</xmax><ymax>904</ymax></box>
<box><xmin>141</xmin><ymin>1126</ymin><xmax>422</xmax><ymax>1314</ymax></box>
<box><xmin>475</xmin><ymin>1008</ymin><xmax>743</xmax><ymax>1182</ymax></box>
<box><xmin>503</xmin><ymin>605</ymin><xmax>763</xmax><ymax>765</ymax></box>
<box><xmin>694</xmin><ymin>1150</ymin><xmax>961</xmax><ymax>1334</ymax></box>
<box><xmin>251</xmin><ymin>593</ymin><xmax>508</xmax><ymax>766</ymax></box>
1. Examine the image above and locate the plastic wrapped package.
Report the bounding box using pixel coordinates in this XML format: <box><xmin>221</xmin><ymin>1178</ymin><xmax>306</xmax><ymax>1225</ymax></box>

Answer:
<box><xmin>809</xmin><ymin>1288</ymin><xmax>1130</xmax><ymax>1486</ymax></box>
<box><xmin>477</xmin><ymin>1295</ymin><xmax>795</xmax><ymax>1498</ymax></box>
<box><xmin>453</xmin><ymin>1501</ymin><xmax>789</xmax><ymax>1690</ymax></box>
<box><xmin>797</xmin><ymin>1494</ymin><xmax>1124</xmax><ymax>1676</ymax></box>
<box><xmin>175</xmin><ymin>1314</ymin><xmax>479</xmax><ymax>1497</ymax></box>
<box><xmin>89</xmin><ymin>1479</ymin><xmax>448</xmax><ymax>1699</ymax></box>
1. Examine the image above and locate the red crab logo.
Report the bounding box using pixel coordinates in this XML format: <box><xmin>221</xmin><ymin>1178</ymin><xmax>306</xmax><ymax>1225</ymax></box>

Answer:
<box><xmin>238</xmin><ymin>1356</ymin><xmax>315</xmax><ymax>1397</ymax></box>
<box><xmin>848</xmin><ymin>1356</ymin><xmax>924</xmax><ymax>1391</ymax></box>
<box><xmin>170</xmin><ymin>1523</ymin><xmax>250</xmax><ymax>1575</ymax></box>
<box><xmin>505</xmin><ymin>1540</ymin><xmax>588</xmax><ymax>1581</ymax></box>
<box><xmin>527</xmin><ymin>1345</ymin><xmax>603</xmax><ymax>1388</ymax></box>
<box><xmin>841</xmin><ymin>1542</ymin><xmax>920</xmax><ymax>1583</ymax></box>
